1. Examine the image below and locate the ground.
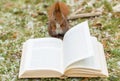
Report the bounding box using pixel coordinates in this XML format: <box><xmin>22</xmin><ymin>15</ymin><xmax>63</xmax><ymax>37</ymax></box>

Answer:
<box><xmin>0</xmin><ymin>0</ymin><xmax>120</xmax><ymax>81</ymax></box>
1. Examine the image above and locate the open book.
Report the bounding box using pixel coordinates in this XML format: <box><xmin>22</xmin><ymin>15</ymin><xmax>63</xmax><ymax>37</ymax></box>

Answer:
<box><xmin>19</xmin><ymin>21</ymin><xmax>108</xmax><ymax>78</ymax></box>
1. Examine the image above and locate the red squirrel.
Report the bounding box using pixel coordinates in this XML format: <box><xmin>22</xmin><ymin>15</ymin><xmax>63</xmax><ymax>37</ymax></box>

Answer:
<box><xmin>47</xmin><ymin>1</ymin><xmax>69</xmax><ymax>39</ymax></box>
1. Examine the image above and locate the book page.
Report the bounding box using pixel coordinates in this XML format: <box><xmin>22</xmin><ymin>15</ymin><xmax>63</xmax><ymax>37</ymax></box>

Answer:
<box><xmin>65</xmin><ymin>37</ymin><xmax>101</xmax><ymax>71</ymax></box>
<box><xmin>19</xmin><ymin>42</ymin><xmax>29</xmax><ymax>76</ymax></box>
<box><xmin>64</xmin><ymin>37</ymin><xmax>108</xmax><ymax>77</ymax></box>
<box><xmin>21</xmin><ymin>38</ymin><xmax>64</xmax><ymax>74</ymax></box>
<box><xmin>63</xmin><ymin>21</ymin><xmax>94</xmax><ymax>68</ymax></box>
<box><xmin>97</xmin><ymin>42</ymin><xmax>108</xmax><ymax>76</ymax></box>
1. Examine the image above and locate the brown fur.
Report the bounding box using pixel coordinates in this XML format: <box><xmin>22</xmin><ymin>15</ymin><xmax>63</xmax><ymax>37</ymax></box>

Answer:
<box><xmin>47</xmin><ymin>1</ymin><xmax>69</xmax><ymax>39</ymax></box>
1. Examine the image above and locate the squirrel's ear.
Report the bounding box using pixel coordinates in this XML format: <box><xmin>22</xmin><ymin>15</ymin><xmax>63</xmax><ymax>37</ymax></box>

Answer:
<box><xmin>47</xmin><ymin>1</ymin><xmax>69</xmax><ymax>20</ymax></box>
<box><xmin>47</xmin><ymin>3</ymin><xmax>55</xmax><ymax>20</ymax></box>
<box><xmin>59</xmin><ymin>2</ymin><xmax>69</xmax><ymax>17</ymax></box>
<box><xmin>54</xmin><ymin>2</ymin><xmax>60</xmax><ymax>12</ymax></box>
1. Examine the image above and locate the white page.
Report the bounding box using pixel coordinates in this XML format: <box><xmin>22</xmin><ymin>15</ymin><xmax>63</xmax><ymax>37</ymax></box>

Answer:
<box><xmin>26</xmin><ymin>38</ymin><xmax>63</xmax><ymax>48</ymax></box>
<box><xmin>66</xmin><ymin>37</ymin><xmax>101</xmax><ymax>70</ymax></box>
<box><xmin>63</xmin><ymin>21</ymin><xmax>94</xmax><ymax>68</ymax></box>
<box><xmin>19</xmin><ymin>42</ymin><xmax>29</xmax><ymax>76</ymax></box>
<box><xmin>23</xmin><ymin>38</ymin><xmax>64</xmax><ymax>73</ymax></box>
<box><xmin>98</xmin><ymin>42</ymin><xmax>108</xmax><ymax>76</ymax></box>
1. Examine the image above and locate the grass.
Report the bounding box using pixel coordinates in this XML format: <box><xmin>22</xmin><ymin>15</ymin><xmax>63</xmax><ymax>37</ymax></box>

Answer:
<box><xmin>0</xmin><ymin>0</ymin><xmax>120</xmax><ymax>81</ymax></box>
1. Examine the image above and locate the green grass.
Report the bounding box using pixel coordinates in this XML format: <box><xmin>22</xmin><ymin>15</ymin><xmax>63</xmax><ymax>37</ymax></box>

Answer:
<box><xmin>103</xmin><ymin>0</ymin><xmax>113</xmax><ymax>12</ymax></box>
<box><xmin>0</xmin><ymin>0</ymin><xmax>120</xmax><ymax>81</ymax></box>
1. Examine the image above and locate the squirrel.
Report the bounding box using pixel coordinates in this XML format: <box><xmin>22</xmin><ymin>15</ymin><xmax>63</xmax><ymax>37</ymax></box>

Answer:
<box><xmin>47</xmin><ymin>1</ymin><xmax>69</xmax><ymax>39</ymax></box>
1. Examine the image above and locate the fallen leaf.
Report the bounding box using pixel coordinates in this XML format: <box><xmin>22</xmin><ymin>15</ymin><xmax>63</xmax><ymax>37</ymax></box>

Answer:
<box><xmin>105</xmin><ymin>52</ymin><xmax>111</xmax><ymax>59</ymax></box>
<box><xmin>12</xmin><ymin>32</ymin><xmax>18</xmax><ymax>39</ymax></box>
<box><xmin>31</xmin><ymin>13</ymin><xmax>38</xmax><ymax>18</ymax></box>
<box><xmin>101</xmin><ymin>38</ymin><xmax>107</xmax><ymax>48</ymax></box>
<box><xmin>93</xmin><ymin>22</ymin><xmax>102</xmax><ymax>27</ymax></box>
